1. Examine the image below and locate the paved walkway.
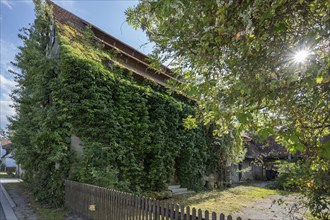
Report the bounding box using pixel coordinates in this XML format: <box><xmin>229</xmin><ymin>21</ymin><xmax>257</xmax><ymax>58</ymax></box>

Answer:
<box><xmin>0</xmin><ymin>178</ymin><xmax>38</xmax><ymax>220</ymax></box>
<box><xmin>0</xmin><ymin>179</ymin><xmax>19</xmax><ymax>220</ymax></box>
<box><xmin>0</xmin><ymin>178</ymin><xmax>22</xmax><ymax>184</ymax></box>
<box><xmin>0</xmin><ymin>203</ymin><xmax>6</xmax><ymax>220</ymax></box>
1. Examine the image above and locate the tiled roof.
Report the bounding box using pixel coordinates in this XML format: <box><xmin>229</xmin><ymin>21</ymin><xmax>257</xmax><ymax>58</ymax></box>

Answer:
<box><xmin>1</xmin><ymin>139</ymin><xmax>12</xmax><ymax>150</ymax></box>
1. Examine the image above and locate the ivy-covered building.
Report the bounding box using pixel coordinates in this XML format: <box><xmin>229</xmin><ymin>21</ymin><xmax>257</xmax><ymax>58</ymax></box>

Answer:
<box><xmin>51</xmin><ymin>0</ymin><xmax>212</xmax><ymax>187</ymax></box>
<box><xmin>9</xmin><ymin>1</ymin><xmax>225</xmax><ymax>206</ymax></box>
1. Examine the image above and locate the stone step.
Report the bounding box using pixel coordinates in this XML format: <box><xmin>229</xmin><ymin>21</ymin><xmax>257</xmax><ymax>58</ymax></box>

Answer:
<box><xmin>168</xmin><ymin>185</ymin><xmax>195</xmax><ymax>196</ymax></box>
<box><xmin>168</xmin><ymin>185</ymin><xmax>181</xmax><ymax>190</ymax></box>
<box><xmin>172</xmin><ymin>190</ymin><xmax>195</xmax><ymax>196</ymax></box>
<box><xmin>171</xmin><ymin>188</ymin><xmax>188</xmax><ymax>193</ymax></box>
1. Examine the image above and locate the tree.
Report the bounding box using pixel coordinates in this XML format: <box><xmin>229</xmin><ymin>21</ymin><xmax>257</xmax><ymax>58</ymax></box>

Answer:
<box><xmin>126</xmin><ymin>0</ymin><xmax>330</xmax><ymax>218</ymax></box>
<box><xmin>9</xmin><ymin>0</ymin><xmax>71</xmax><ymax>207</ymax></box>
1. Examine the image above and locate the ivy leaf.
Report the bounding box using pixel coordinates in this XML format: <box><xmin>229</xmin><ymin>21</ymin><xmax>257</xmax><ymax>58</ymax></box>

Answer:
<box><xmin>236</xmin><ymin>112</ymin><xmax>252</xmax><ymax>124</ymax></box>
<box><xmin>316</xmin><ymin>76</ymin><xmax>323</xmax><ymax>84</ymax></box>
<box><xmin>319</xmin><ymin>140</ymin><xmax>330</xmax><ymax>160</ymax></box>
<box><xmin>257</xmin><ymin>127</ymin><xmax>274</xmax><ymax>142</ymax></box>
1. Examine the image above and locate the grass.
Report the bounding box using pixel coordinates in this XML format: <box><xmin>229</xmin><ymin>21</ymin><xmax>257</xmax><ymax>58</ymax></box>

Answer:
<box><xmin>168</xmin><ymin>185</ymin><xmax>289</xmax><ymax>215</ymax></box>
<box><xmin>3</xmin><ymin>182</ymin><xmax>71</xmax><ymax>219</ymax></box>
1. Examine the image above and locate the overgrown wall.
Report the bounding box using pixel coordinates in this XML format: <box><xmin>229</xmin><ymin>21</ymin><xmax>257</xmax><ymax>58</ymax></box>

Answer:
<box><xmin>57</xmin><ymin>24</ymin><xmax>211</xmax><ymax>193</ymax></box>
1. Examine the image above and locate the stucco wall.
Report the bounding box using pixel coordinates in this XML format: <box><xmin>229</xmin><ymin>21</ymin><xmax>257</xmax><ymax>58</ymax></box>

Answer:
<box><xmin>4</xmin><ymin>153</ymin><xmax>16</xmax><ymax>168</ymax></box>
<box><xmin>232</xmin><ymin>160</ymin><xmax>265</xmax><ymax>183</ymax></box>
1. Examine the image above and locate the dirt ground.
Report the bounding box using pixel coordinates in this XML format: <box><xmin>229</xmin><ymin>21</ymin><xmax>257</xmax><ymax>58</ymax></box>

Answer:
<box><xmin>233</xmin><ymin>181</ymin><xmax>308</xmax><ymax>220</ymax></box>
<box><xmin>170</xmin><ymin>181</ymin><xmax>309</xmax><ymax>220</ymax></box>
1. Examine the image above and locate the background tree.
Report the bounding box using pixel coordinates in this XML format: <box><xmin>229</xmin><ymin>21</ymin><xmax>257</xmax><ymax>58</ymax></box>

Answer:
<box><xmin>0</xmin><ymin>128</ymin><xmax>6</xmax><ymax>140</ymax></box>
<box><xmin>127</xmin><ymin>0</ymin><xmax>330</xmax><ymax>218</ymax></box>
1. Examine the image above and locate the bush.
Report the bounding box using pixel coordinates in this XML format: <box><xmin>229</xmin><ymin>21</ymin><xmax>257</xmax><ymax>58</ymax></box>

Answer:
<box><xmin>275</xmin><ymin>161</ymin><xmax>300</xmax><ymax>191</ymax></box>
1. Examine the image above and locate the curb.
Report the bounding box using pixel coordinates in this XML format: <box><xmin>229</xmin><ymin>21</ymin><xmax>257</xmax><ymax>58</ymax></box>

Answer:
<box><xmin>0</xmin><ymin>183</ymin><xmax>16</xmax><ymax>208</ymax></box>
<box><xmin>0</xmin><ymin>183</ymin><xmax>18</xmax><ymax>220</ymax></box>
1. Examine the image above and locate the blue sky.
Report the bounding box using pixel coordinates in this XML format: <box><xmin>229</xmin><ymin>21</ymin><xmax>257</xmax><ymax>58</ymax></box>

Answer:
<box><xmin>0</xmin><ymin>0</ymin><xmax>152</xmax><ymax>130</ymax></box>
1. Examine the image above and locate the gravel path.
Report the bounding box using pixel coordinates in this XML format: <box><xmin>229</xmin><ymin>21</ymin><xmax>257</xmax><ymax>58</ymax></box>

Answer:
<box><xmin>0</xmin><ymin>203</ymin><xmax>6</xmax><ymax>220</ymax></box>
<box><xmin>234</xmin><ymin>191</ymin><xmax>308</xmax><ymax>220</ymax></box>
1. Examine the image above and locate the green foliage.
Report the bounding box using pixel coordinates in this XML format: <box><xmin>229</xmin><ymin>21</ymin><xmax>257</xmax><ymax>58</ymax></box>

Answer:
<box><xmin>57</xmin><ymin>36</ymin><xmax>211</xmax><ymax>192</ymax></box>
<box><xmin>127</xmin><ymin>0</ymin><xmax>330</xmax><ymax>217</ymax></box>
<box><xmin>276</xmin><ymin>161</ymin><xmax>330</xmax><ymax>219</ymax></box>
<box><xmin>183</xmin><ymin>115</ymin><xmax>198</xmax><ymax>130</ymax></box>
<box><xmin>9</xmin><ymin>1</ymin><xmax>240</xmax><ymax>207</ymax></box>
<box><xmin>9</xmin><ymin>0</ymin><xmax>71</xmax><ymax>207</ymax></box>
<box><xmin>275</xmin><ymin>162</ymin><xmax>301</xmax><ymax>191</ymax></box>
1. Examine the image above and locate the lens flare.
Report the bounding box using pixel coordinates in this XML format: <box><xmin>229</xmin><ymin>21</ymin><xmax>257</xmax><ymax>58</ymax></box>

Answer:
<box><xmin>294</xmin><ymin>50</ymin><xmax>309</xmax><ymax>63</ymax></box>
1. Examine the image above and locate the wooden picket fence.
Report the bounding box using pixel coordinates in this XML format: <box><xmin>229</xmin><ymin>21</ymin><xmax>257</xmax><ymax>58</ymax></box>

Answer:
<box><xmin>65</xmin><ymin>180</ymin><xmax>245</xmax><ymax>220</ymax></box>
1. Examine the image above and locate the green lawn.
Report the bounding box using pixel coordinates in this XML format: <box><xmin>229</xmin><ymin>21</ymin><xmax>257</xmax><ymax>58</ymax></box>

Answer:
<box><xmin>0</xmin><ymin>172</ymin><xmax>14</xmax><ymax>178</ymax></box>
<box><xmin>168</xmin><ymin>185</ymin><xmax>291</xmax><ymax>214</ymax></box>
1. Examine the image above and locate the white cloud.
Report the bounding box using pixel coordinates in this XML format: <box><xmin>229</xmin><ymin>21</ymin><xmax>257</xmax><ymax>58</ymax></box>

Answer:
<box><xmin>0</xmin><ymin>100</ymin><xmax>15</xmax><ymax>130</ymax></box>
<box><xmin>0</xmin><ymin>73</ymin><xmax>17</xmax><ymax>130</ymax></box>
<box><xmin>0</xmin><ymin>73</ymin><xmax>16</xmax><ymax>130</ymax></box>
<box><xmin>0</xmin><ymin>39</ymin><xmax>18</xmax><ymax>73</ymax></box>
<box><xmin>0</xmin><ymin>74</ymin><xmax>16</xmax><ymax>100</ymax></box>
<box><xmin>0</xmin><ymin>39</ymin><xmax>18</xmax><ymax>130</ymax></box>
<box><xmin>1</xmin><ymin>0</ymin><xmax>14</xmax><ymax>9</ymax></box>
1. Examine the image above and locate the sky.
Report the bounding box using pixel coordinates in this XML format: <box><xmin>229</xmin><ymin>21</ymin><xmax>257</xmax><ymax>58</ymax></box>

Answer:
<box><xmin>0</xmin><ymin>0</ymin><xmax>152</xmax><ymax>131</ymax></box>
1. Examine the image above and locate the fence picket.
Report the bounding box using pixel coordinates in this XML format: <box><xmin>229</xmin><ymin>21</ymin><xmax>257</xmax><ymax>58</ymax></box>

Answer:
<box><xmin>152</xmin><ymin>198</ymin><xmax>155</xmax><ymax>220</ymax></box>
<box><xmin>148</xmin><ymin>199</ymin><xmax>152</xmax><ymax>220</ymax></box>
<box><xmin>205</xmin><ymin>210</ymin><xmax>209</xmax><ymax>220</ymax></box>
<box><xmin>179</xmin><ymin>205</ymin><xmax>184</xmax><ymax>220</ymax></box>
<box><xmin>175</xmin><ymin>204</ymin><xmax>179</xmax><ymax>219</ymax></box>
<box><xmin>211</xmin><ymin>212</ymin><xmax>216</xmax><ymax>220</ymax></box>
<box><xmin>186</xmin><ymin>206</ymin><xmax>190</xmax><ymax>220</ymax></box>
<box><xmin>131</xmin><ymin>195</ymin><xmax>136</xmax><ymax>220</ymax></box>
<box><xmin>166</xmin><ymin>203</ymin><xmax>171</xmax><ymax>220</ymax></box>
<box><xmin>138</xmin><ymin>196</ymin><xmax>142</xmax><ymax>220</ymax></box>
<box><xmin>111</xmin><ymin>190</ymin><xmax>114</xmax><ymax>220</ymax></box>
<box><xmin>227</xmin><ymin>215</ymin><xmax>232</xmax><ymax>220</ymax></box>
<box><xmin>170</xmin><ymin>203</ymin><xmax>175</xmax><ymax>220</ymax></box>
<box><xmin>160</xmin><ymin>201</ymin><xmax>165</xmax><ymax>220</ymax></box>
<box><xmin>198</xmin><ymin>209</ymin><xmax>203</xmax><ymax>220</ymax></box>
<box><xmin>142</xmin><ymin>197</ymin><xmax>146</xmax><ymax>220</ymax></box>
<box><xmin>192</xmin><ymin>208</ymin><xmax>196</xmax><ymax>220</ymax></box>
<box><xmin>220</xmin><ymin>213</ymin><xmax>225</xmax><ymax>220</ymax></box>
<box><xmin>155</xmin><ymin>200</ymin><xmax>160</xmax><ymax>220</ymax></box>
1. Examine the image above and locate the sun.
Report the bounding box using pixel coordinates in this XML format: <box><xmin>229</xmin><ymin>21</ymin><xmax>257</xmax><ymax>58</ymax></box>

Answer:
<box><xmin>294</xmin><ymin>50</ymin><xmax>309</xmax><ymax>63</ymax></box>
